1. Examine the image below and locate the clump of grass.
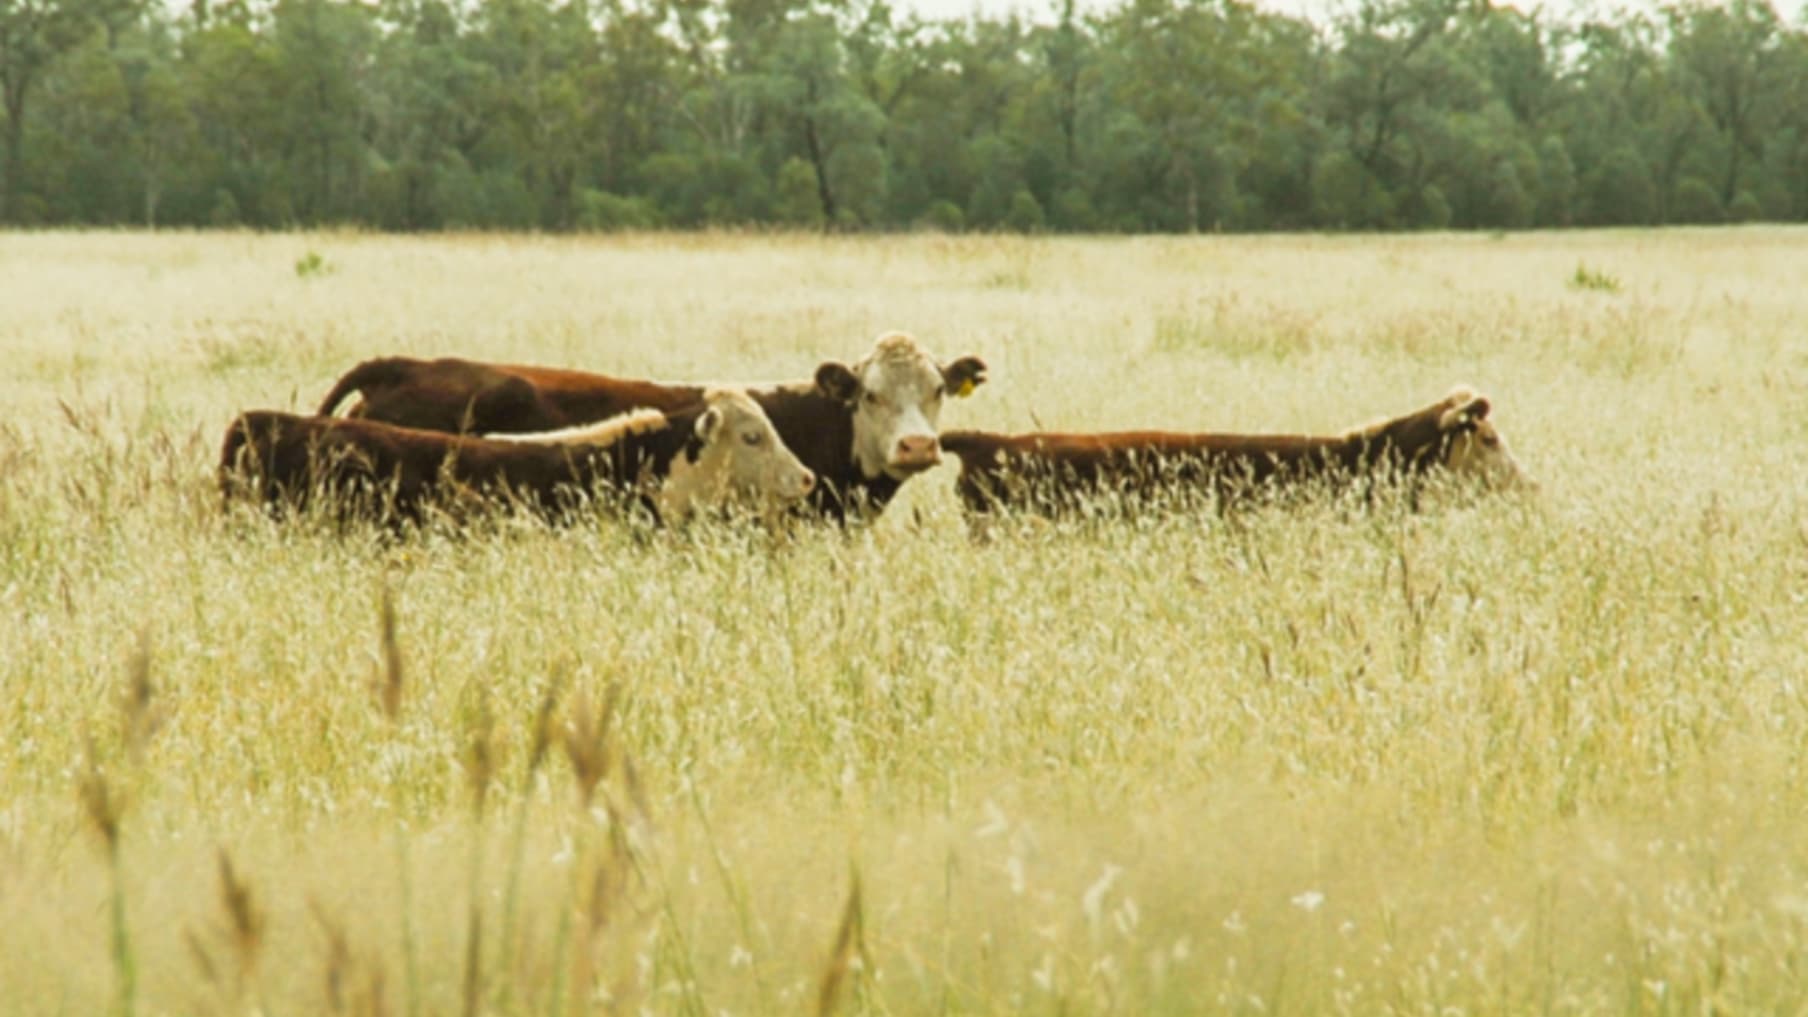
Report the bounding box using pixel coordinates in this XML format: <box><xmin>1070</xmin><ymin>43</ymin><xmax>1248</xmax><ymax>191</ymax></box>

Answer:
<box><xmin>1570</xmin><ymin>262</ymin><xmax>1621</xmax><ymax>292</ymax></box>
<box><xmin>295</xmin><ymin>250</ymin><xmax>333</xmax><ymax>278</ymax></box>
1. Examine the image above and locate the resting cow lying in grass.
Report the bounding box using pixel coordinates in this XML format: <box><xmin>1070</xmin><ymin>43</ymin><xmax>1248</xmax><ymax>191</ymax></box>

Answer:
<box><xmin>937</xmin><ymin>386</ymin><xmax>1531</xmax><ymax>523</ymax></box>
<box><xmin>311</xmin><ymin>331</ymin><xmax>988</xmax><ymax>523</ymax></box>
<box><xmin>219</xmin><ymin>388</ymin><xmax>814</xmax><ymax>528</ymax></box>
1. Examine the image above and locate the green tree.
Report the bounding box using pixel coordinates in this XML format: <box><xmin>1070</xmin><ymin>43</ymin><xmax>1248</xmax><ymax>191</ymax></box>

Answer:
<box><xmin>1535</xmin><ymin>135</ymin><xmax>1576</xmax><ymax>225</ymax></box>
<box><xmin>1582</xmin><ymin>144</ymin><xmax>1656</xmax><ymax>224</ymax></box>
<box><xmin>751</xmin><ymin>11</ymin><xmax>886</xmax><ymax>224</ymax></box>
<box><xmin>1671</xmin><ymin>176</ymin><xmax>1722</xmax><ymax>223</ymax></box>
<box><xmin>1666</xmin><ymin>0</ymin><xmax>1784</xmax><ymax>207</ymax></box>
<box><xmin>1320</xmin><ymin>0</ymin><xmax>1481</xmax><ymax>226</ymax></box>
<box><xmin>0</xmin><ymin>0</ymin><xmax>126</xmax><ymax>220</ymax></box>
<box><xmin>366</xmin><ymin>0</ymin><xmax>487</xmax><ymax>229</ymax></box>
<box><xmin>773</xmin><ymin>154</ymin><xmax>823</xmax><ymax>225</ymax></box>
<box><xmin>1097</xmin><ymin>0</ymin><xmax>1260</xmax><ymax>231</ymax></box>
<box><xmin>271</xmin><ymin>0</ymin><xmax>377</xmax><ymax>224</ymax></box>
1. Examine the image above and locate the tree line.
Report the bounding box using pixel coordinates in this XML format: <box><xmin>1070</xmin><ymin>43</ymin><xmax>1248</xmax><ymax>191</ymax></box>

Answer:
<box><xmin>2</xmin><ymin>0</ymin><xmax>1805</xmax><ymax>233</ymax></box>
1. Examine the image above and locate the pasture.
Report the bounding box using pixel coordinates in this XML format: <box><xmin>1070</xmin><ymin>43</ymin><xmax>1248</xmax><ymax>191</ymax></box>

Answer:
<box><xmin>2</xmin><ymin>228</ymin><xmax>1806</xmax><ymax>1015</ymax></box>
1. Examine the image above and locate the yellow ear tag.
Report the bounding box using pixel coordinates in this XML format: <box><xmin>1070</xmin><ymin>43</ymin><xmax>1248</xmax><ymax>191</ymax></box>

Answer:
<box><xmin>956</xmin><ymin>379</ymin><xmax>976</xmax><ymax>398</ymax></box>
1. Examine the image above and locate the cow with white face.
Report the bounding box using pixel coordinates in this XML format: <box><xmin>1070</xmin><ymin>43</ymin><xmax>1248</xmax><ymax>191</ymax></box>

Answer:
<box><xmin>653</xmin><ymin>388</ymin><xmax>818</xmax><ymax>519</ymax></box>
<box><xmin>811</xmin><ymin>331</ymin><xmax>989</xmax><ymax>481</ymax></box>
<box><xmin>1434</xmin><ymin>389</ymin><xmax>1532</xmax><ymax>492</ymax></box>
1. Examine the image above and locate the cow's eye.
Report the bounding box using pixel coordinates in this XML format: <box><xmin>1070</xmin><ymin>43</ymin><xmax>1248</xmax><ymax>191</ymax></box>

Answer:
<box><xmin>741</xmin><ymin>431</ymin><xmax>764</xmax><ymax>447</ymax></box>
<box><xmin>1480</xmin><ymin>434</ymin><xmax>1500</xmax><ymax>448</ymax></box>
<box><xmin>863</xmin><ymin>391</ymin><xmax>882</xmax><ymax>407</ymax></box>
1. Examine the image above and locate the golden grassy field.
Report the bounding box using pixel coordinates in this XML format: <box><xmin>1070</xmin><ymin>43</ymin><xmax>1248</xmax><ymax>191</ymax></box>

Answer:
<box><xmin>2</xmin><ymin>227</ymin><xmax>1806</xmax><ymax>1015</ymax></box>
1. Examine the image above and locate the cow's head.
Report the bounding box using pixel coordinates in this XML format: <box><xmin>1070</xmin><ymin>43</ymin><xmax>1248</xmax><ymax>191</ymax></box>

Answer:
<box><xmin>661</xmin><ymin>388</ymin><xmax>816</xmax><ymax>519</ymax></box>
<box><xmin>813</xmin><ymin>331</ymin><xmax>989</xmax><ymax>480</ymax></box>
<box><xmin>1434</xmin><ymin>387</ymin><xmax>1533</xmax><ymax>490</ymax></box>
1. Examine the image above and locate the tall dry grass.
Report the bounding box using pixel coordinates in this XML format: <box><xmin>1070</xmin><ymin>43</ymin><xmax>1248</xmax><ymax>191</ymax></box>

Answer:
<box><xmin>1</xmin><ymin>228</ymin><xmax>1806</xmax><ymax>1014</ymax></box>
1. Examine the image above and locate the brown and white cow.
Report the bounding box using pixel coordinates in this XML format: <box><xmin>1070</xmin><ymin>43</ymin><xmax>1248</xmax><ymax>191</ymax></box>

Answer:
<box><xmin>937</xmin><ymin>386</ymin><xmax>1531</xmax><ymax>521</ymax></box>
<box><xmin>220</xmin><ymin>388</ymin><xmax>814</xmax><ymax>527</ymax></box>
<box><xmin>312</xmin><ymin>332</ymin><xmax>989</xmax><ymax>522</ymax></box>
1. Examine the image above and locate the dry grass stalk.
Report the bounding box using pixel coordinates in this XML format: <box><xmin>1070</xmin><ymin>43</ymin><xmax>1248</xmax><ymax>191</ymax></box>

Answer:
<box><xmin>120</xmin><ymin>632</ymin><xmax>163</xmax><ymax>764</ymax></box>
<box><xmin>463</xmin><ymin>694</ymin><xmax>497</xmax><ymax>819</ymax></box>
<box><xmin>815</xmin><ymin>871</ymin><xmax>867</xmax><ymax>1017</ymax></box>
<box><xmin>373</xmin><ymin>583</ymin><xmax>404</xmax><ymax>722</ymax></box>
<box><xmin>493</xmin><ymin>675</ymin><xmax>566</xmax><ymax>1014</ymax></box>
<box><xmin>184</xmin><ymin>849</ymin><xmax>266</xmax><ymax>1014</ymax></box>
<box><xmin>562</xmin><ymin>682</ymin><xmax>622</xmax><ymax>811</ymax></box>
<box><xmin>77</xmin><ymin>735</ymin><xmax>136</xmax><ymax>1017</ymax></box>
<box><xmin>313</xmin><ymin>898</ymin><xmax>391</xmax><ymax>1017</ymax></box>
<box><xmin>312</xmin><ymin>898</ymin><xmax>352</xmax><ymax>1015</ymax></box>
<box><xmin>184</xmin><ymin>929</ymin><xmax>219</xmax><ymax>989</ymax></box>
<box><xmin>77</xmin><ymin>737</ymin><xmax>123</xmax><ymax>854</ymax></box>
<box><xmin>459</xmin><ymin>693</ymin><xmax>497</xmax><ymax>1017</ymax></box>
<box><xmin>526</xmin><ymin>677</ymin><xmax>562</xmax><ymax>785</ymax></box>
<box><xmin>570</xmin><ymin>794</ymin><xmax>654</xmax><ymax>1017</ymax></box>
<box><xmin>216</xmin><ymin>849</ymin><xmax>266</xmax><ymax>981</ymax></box>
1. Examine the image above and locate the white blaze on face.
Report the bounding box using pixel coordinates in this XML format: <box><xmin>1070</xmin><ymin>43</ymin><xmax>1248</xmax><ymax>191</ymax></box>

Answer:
<box><xmin>1437</xmin><ymin>388</ymin><xmax>1534</xmax><ymax>491</ymax></box>
<box><xmin>659</xmin><ymin>388</ymin><xmax>815</xmax><ymax>520</ymax></box>
<box><xmin>819</xmin><ymin>332</ymin><xmax>988</xmax><ymax>481</ymax></box>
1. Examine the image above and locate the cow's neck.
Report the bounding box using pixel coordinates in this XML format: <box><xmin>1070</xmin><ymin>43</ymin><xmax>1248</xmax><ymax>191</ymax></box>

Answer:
<box><xmin>1341</xmin><ymin>411</ymin><xmax>1447</xmax><ymax>474</ymax></box>
<box><xmin>572</xmin><ymin>413</ymin><xmax>693</xmax><ymax>494</ymax></box>
<box><xmin>750</xmin><ymin>384</ymin><xmax>902</xmax><ymax>523</ymax></box>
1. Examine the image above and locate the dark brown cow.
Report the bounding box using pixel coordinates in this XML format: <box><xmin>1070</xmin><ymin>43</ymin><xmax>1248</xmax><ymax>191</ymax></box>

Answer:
<box><xmin>313</xmin><ymin>332</ymin><xmax>989</xmax><ymax>522</ymax></box>
<box><xmin>220</xmin><ymin>388</ymin><xmax>814</xmax><ymax>527</ymax></box>
<box><xmin>938</xmin><ymin>386</ymin><xmax>1531</xmax><ymax>521</ymax></box>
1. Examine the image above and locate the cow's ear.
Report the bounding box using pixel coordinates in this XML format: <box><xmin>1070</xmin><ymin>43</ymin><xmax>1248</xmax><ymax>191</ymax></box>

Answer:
<box><xmin>815</xmin><ymin>362</ymin><xmax>861</xmax><ymax>403</ymax></box>
<box><xmin>1438</xmin><ymin>395</ymin><xmax>1490</xmax><ymax>432</ymax></box>
<box><xmin>693</xmin><ymin>406</ymin><xmax>723</xmax><ymax>443</ymax></box>
<box><xmin>942</xmin><ymin>356</ymin><xmax>988</xmax><ymax>398</ymax></box>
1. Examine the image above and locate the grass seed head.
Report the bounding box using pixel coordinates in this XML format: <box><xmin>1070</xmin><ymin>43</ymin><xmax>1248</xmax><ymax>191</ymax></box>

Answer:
<box><xmin>462</xmin><ymin>694</ymin><xmax>497</xmax><ymax>818</ymax></box>
<box><xmin>562</xmin><ymin>682</ymin><xmax>621</xmax><ymax>810</ymax></box>
<box><xmin>816</xmin><ymin>870</ymin><xmax>867</xmax><ymax>1017</ymax></box>
<box><xmin>77</xmin><ymin>736</ymin><xmax>123</xmax><ymax>853</ymax></box>
<box><xmin>120</xmin><ymin>631</ymin><xmax>164</xmax><ymax>763</ymax></box>
<box><xmin>216</xmin><ymin>848</ymin><xmax>265</xmax><ymax>976</ymax></box>
<box><xmin>373</xmin><ymin>583</ymin><xmax>404</xmax><ymax>722</ymax></box>
<box><xmin>525</xmin><ymin>673</ymin><xmax>564</xmax><ymax>783</ymax></box>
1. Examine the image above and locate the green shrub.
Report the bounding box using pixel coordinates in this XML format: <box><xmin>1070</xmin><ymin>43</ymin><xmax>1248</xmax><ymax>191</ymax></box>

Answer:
<box><xmin>1672</xmin><ymin>178</ymin><xmax>1723</xmax><ymax>224</ymax></box>
<box><xmin>575</xmin><ymin>189</ymin><xmax>660</xmax><ymax>232</ymax></box>
<box><xmin>1728</xmin><ymin>190</ymin><xmax>1763</xmax><ymax>222</ymax></box>
<box><xmin>919</xmin><ymin>200</ymin><xmax>965</xmax><ymax>233</ymax></box>
<box><xmin>1004</xmin><ymin>189</ymin><xmax>1046</xmax><ymax>233</ymax></box>
<box><xmin>1570</xmin><ymin>262</ymin><xmax>1620</xmax><ymax>293</ymax></box>
<box><xmin>294</xmin><ymin>250</ymin><xmax>331</xmax><ymax>278</ymax></box>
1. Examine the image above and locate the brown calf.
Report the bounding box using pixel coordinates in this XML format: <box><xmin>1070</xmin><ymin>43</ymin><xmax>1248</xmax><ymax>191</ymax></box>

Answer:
<box><xmin>221</xmin><ymin>389</ymin><xmax>813</xmax><ymax>527</ymax></box>
<box><xmin>313</xmin><ymin>332</ymin><xmax>989</xmax><ymax>522</ymax></box>
<box><xmin>937</xmin><ymin>386</ymin><xmax>1530</xmax><ymax>520</ymax></box>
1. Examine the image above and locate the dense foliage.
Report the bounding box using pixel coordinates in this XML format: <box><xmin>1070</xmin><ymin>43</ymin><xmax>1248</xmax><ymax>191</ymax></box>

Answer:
<box><xmin>4</xmin><ymin>0</ymin><xmax>1806</xmax><ymax>232</ymax></box>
